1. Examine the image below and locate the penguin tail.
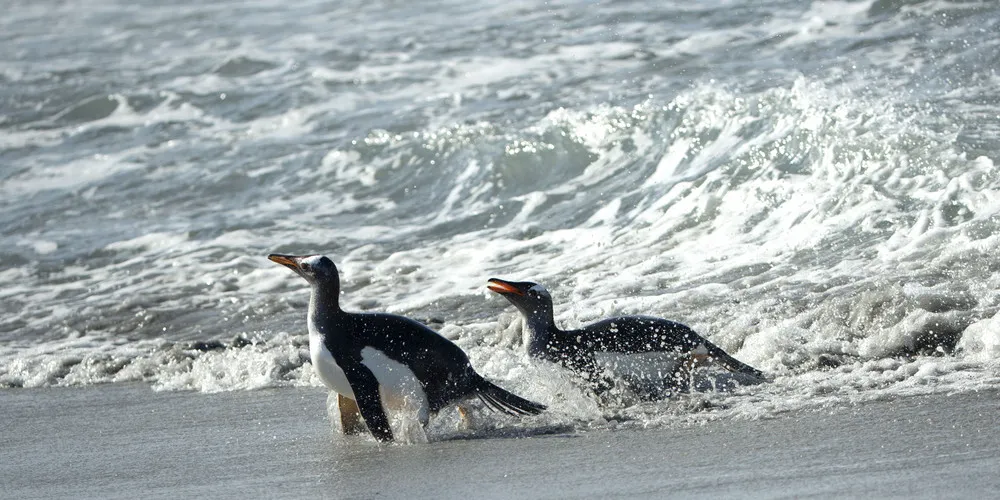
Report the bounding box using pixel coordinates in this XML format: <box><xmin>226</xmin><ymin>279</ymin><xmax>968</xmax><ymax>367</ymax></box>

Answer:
<box><xmin>706</xmin><ymin>343</ymin><xmax>764</xmax><ymax>379</ymax></box>
<box><xmin>473</xmin><ymin>377</ymin><xmax>546</xmax><ymax>416</ymax></box>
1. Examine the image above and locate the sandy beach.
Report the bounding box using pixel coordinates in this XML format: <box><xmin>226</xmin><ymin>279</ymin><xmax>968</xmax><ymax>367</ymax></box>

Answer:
<box><xmin>3</xmin><ymin>384</ymin><xmax>996</xmax><ymax>499</ymax></box>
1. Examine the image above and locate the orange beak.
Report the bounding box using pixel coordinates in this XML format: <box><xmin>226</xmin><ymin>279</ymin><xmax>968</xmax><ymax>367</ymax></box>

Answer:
<box><xmin>268</xmin><ymin>254</ymin><xmax>300</xmax><ymax>272</ymax></box>
<box><xmin>487</xmin><ymin>278</ymin><xmax>524</xmax><ymax>296</ymax></box>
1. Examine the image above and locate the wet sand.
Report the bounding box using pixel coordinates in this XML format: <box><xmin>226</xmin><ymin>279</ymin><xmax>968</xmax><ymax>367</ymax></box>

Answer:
<box><xmin>2</xmin><ymin>384</ymin><xmax>997</xmax><ymax>499</ymax></box>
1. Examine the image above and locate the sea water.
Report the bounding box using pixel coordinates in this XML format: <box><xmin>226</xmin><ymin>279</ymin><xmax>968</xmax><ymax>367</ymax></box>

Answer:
<box><xmin>2</xmin><ymin>0</ymin><xmax>999</xmax><ymax>436</ymax></box>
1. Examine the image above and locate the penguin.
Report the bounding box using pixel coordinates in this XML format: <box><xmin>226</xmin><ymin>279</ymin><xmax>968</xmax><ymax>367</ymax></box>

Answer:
<box><xmin>487</xmin><ymin>278</ymin><xmax>763</xmax><ymax>396</ymax></box>
<box><xmin>268</xmin><ymin>254</ymin><xmax>545</xmax><ymax>442</ymax></box>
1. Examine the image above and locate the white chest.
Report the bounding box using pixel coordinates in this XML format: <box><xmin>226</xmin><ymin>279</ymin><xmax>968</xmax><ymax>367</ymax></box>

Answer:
<box><xmin>308</xmin><ymin>321</ymin><xmax>355</xmax><ymax>398</ymax></box>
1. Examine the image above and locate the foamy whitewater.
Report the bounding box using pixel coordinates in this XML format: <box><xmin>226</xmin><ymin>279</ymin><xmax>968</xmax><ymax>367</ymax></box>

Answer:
<box><xmin>2</xmin><ymin>0</ymin><xmax>999</xmax><ymax>436</ymax></box>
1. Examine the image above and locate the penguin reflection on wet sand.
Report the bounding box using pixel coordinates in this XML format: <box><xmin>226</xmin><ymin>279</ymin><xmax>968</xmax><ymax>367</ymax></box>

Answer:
<box><xmin>269</xmin><ymin>254</ymin><xmax>545</xmax><ymax>442</ymax></box>
<box><xmin>487</xmin><ymin>278</ymin><xmax>763</xmax><ymax>398</ymax></box>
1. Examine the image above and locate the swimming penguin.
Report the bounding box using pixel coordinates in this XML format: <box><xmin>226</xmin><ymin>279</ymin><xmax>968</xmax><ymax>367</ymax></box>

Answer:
<box><xmin>269</xmin><ymin>254</ymin><xmax>545</xmax><ymax>442</ymax></box>
<box><xmin>487</xmin><ymin>278</ymin><xmax>763</xmax><ymax>395</ymax></box>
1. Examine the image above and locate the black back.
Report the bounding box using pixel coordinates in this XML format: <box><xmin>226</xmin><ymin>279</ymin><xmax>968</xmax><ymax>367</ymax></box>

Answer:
<box><xmin>545</xmin><ymin>315</ymin><xmax>762</xmax><ymax>379</ymax></box>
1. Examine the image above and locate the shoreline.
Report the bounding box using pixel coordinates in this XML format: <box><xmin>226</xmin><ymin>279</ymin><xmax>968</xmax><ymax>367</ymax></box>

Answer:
<box><xmin>2</xmin><ymin>384</ymin><xmax>997</xmax><ymax>499</ymax></box>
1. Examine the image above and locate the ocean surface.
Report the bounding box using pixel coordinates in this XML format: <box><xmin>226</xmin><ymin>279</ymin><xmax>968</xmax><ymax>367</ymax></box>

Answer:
<box><xmin>2</xmin><ymin>0</ymin><xmax>999</xmax><ymax>462</ymax></box>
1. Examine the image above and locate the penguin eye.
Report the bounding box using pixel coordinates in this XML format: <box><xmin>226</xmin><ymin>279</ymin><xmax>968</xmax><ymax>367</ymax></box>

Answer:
<box><xmin>300</xmin><ymin>262</ymin><xmax>312</xmax><ymax>272</ymax></box>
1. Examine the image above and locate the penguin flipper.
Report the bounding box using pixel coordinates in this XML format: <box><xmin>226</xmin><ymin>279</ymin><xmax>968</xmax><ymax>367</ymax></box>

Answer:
<box><xmin>344</xmin><ymin>367</ymin><xmax>394</xmax><ymax>442</ymax></box>
<box><xmin>567</xmin><ymin>353</ymin><xmax>618</xmax><ymax>396</ymax></box>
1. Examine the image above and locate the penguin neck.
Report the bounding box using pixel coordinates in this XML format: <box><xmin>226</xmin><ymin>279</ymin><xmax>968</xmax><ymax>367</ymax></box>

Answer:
<box><xmin>522</xmin><ymin>308</ymin><xmax>557</xmax><ymax>357</ymax></box>
<box><xmin>308</xmin><ymin>282</ymin><xmax>343</xmax><ymax>335</ymax></box>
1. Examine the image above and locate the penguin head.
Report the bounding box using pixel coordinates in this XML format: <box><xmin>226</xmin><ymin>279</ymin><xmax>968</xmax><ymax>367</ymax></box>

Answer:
<box><xmin>487</xmin><ymin>278</ymin><xmax>554</xmax><ymax>321</ymax></box>
<box><xmin>268</xmin><ymin>253</ymin><xmax>339</xmax><ymax>287</ymax></box>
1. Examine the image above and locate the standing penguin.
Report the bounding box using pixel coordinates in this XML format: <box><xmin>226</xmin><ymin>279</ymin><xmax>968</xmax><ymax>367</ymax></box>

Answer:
<box><xmin>487</xmin><ymin>278</ymin><xmax>763</xmax><ymax>396</ymax></box>
<box><xmin>269</xmin><ymin>254</ymin><xmax>544</xmax><ymax>442</ymax></box>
